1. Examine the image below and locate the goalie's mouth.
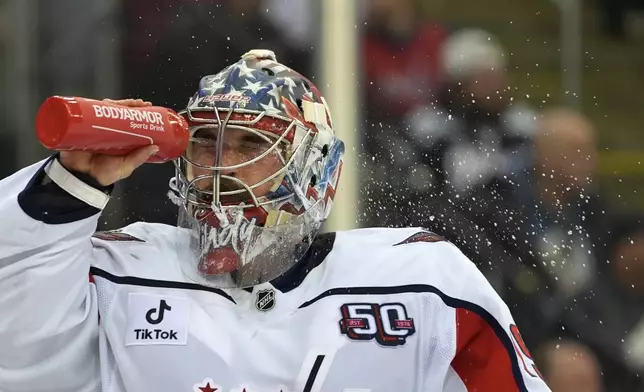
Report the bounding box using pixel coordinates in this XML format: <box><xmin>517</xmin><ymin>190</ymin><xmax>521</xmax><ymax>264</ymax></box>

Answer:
<box><xmin>198</xmin><ymin>247</ymin><xmax>240</xmax><ymax>275</ymax></box>
<box><xmin>192</xmin><ymin>177</ymin><xmax>258</xmax><ymax>206</ymax></box>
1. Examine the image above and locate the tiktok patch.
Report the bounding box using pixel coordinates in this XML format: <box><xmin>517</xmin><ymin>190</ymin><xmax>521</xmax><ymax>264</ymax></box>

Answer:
<box><xmin>133</xmin><ymin>328</ymin><xmax>179</xmax><ymax>340</ymax></box>
<box><xmin>125</xmin><ymin>293</ymin><xmax>190</xmax><ymax>346</ymax></box>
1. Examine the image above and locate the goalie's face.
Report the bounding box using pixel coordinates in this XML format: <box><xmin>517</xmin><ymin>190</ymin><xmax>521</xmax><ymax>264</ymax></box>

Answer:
<box><xmin>187</xmin><ymin>126</ymin><xmax>286</xmax><ymax>206</ymax></box>
<box><xmin>171</xmin><ymin>51</ymin><xmax>344</xmax><ymax>289</ymax></box>
<box><xmin>174</xmin><ymin>118</ymin><xmax>325</xmax><ymax>289</ymax></box>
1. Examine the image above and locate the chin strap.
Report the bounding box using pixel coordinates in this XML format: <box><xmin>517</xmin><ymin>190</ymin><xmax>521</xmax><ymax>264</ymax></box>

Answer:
<box><xmin>44</xmin><ymin>158</ymin><xmax>110</xmax><ymax>210</ymax></box>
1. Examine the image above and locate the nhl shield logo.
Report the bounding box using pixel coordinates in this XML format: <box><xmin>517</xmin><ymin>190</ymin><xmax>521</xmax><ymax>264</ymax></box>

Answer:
<box><xmin>255</xmin><ymin>289</ymin><xmax>276</xmax><ymax>311</ymax></box>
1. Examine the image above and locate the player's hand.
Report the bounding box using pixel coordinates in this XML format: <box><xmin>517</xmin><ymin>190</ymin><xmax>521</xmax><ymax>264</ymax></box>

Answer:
<box><xmin>58</xmin><ymin>98</ymin><xmax>159</xmax><ymax>187</ymax></box>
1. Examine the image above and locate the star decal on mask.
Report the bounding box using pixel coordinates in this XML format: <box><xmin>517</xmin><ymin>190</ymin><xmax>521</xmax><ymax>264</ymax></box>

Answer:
<box><xmin>266</xmin><ymin>83</ymin><xmax>282</xmax><ymax>106</ymax></box>
<box><xmin>238</xmin><ymin>60</ymin><xmax>257</xmax><ymax>80</ymax></box>
<box><xmin>283</xmin><ymin>77</ymin><xmax>297</xmax><ymax>95</ymax></box>
<box><xmin>260</xmin><ymin>100</ymin><xmax>281</xmax><ymax>116</ymax></box>
<box><xmin>201</xmin><ymin>78</ymin><xmax>227</xmax><ymax>96</ymax></box>
<box><xmin>242</xmin><ymin>79</ymin><xmax>264</xmax><ymax>95</ymax></box>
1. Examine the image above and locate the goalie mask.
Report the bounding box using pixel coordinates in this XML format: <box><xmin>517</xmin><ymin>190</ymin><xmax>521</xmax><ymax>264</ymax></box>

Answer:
<box><xmin>169</xmin><ymin>49</ymin><xmax>344</xmax><ymax>289</ymax></box>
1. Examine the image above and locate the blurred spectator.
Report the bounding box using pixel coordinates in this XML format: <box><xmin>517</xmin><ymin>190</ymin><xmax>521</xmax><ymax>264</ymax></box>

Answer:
<box><xmin>362</xmin><ymin>0</ymin><xmax>445</xmax><ymax>123</ymax></box>
<box><xmin>405</xmin><ymin>105</ymin><xmax>614</xmax><ymax>350</ymax></box>
<box><xmin>369</xmin><ymin>29</ymin><xmax>538</xmax><ymax>266</ymax></box>
<box><xmin>562</xmin><ymin>215</ymin><xmax>644</xmax><ymax>391</ymax></box>
<box><xmin>534</xmin><ymin>339</ymin><xmax>603</xmax><ymax>392</ymax></box>
<box><xmin>359</xmin><ymin>0</ymin><xmax>446</xmax><ymax>225</ymax></box>
<box><xmin>465</xmin><ymin>108</ymin><xmax>607</xmax><ymax>298</ymax></box>
<box><xmin>528</xmin><ymin>108</ymin><xmax>605</xmax><ymax>297</ymax></box>
<box><xmin>362</xmin><ymin>29</ymin><xmax>538</xmax><ymax>228</ymax></box>
<box><xmin>469</xmin><ymin>107</ymin><xmax>644</xmax><ymax>391</ymax></box>
<box><xmin>107</xmin><ymin>0</ymin><xmax>311</xmax><ymax>228</ymax></box>
<box><xmin>362</xmin><ymin>29</ymin><xmax>556</xmax><ymax>347</ymax></box>
<box><xmin>405</xmin><ymin>29</ymin><xmax>537</xmax><ymax>200</ymax></box>
<box><xmin>462</xmin><ymin>108</ymin><xmax>611</xmax><ymax>347</ymax></box>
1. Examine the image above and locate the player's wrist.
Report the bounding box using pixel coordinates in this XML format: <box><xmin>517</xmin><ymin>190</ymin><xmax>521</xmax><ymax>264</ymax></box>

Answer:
<box><xmin>45</xmin><ymin>156</ymin><xmax>113</xmax><ymax>209</ymax></box>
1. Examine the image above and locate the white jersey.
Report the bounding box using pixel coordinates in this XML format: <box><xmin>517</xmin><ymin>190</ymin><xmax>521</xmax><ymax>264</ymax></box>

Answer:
<box><xmin>0</xmin><ymin>157</ymin><xmax>551</xmax><ymax>392</ymax></box>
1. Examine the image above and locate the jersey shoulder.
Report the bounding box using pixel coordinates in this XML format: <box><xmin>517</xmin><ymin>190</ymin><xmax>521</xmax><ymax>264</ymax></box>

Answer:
<box><xmin>323</xmin><ymin>227</ymin><xmax>494</xmax><ymax>303</ymax></box>
<box><xmin>92</xmin><ymin>221</ymin><xmax>178</xmax><ymax>246</ymax></box>
<box><xmin>90</xmin><ymin>221</ymin><xmax>185</xmax><ymax>280</ymax></box>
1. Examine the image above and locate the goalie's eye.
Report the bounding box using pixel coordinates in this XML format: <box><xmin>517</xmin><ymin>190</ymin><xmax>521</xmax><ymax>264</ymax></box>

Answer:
<box><xmin>189</xmin><ymin>128</ymin><xmax>283</xmax><ymax>161</ymax></box>
<box><xmin>191</xmin><ymin>128</ymin><xmax>218</xmax><ymax>147</ymax></box>
<box><xmin>239</xmin><ymin>134</ymin><xmax>274</xmax><ymax>152</ymax></box>
<box><xmin>191</xmin><ymin>137</ymin><xmax>218</xmax><ymax>148</ymax></box>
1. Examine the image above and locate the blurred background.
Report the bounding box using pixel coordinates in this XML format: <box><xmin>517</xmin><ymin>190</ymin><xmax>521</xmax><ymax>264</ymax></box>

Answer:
<box><xmin>1</xmin><ymin>0</ymin><xmax>644</xmax><ymax>390</ymax></box>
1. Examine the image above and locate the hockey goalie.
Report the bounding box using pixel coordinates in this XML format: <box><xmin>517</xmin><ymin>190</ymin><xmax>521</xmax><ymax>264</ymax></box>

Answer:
<box><xmin>0</xmin><ymin>49</ymin><xmax>551</xmax><ymax>392</ymax></box>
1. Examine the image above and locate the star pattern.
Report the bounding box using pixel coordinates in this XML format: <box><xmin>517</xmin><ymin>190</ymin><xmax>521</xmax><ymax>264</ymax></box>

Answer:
<box><xmin>200</xmin><ymin>78</ymin><xmax>226</xmax><ymax>96</ymax></box>
<box><xmin>237</xmin><ymin>60</ymin><xmax>257</xmax><ymax>80</ymax></box>
<box><xmin>266</xmin><ymin>83</ymin><xmax>282</xmax><ymax>106</ymax></box>
<box><xmin>242</xmin><ymin>79</ymin><xmax>263</xmax><ymax>95</ymax></box>
<box><xmin>260</xmin><ymin>100</ymin><xmax>281</xmax><ymax>116</ymax></box>
<box><xmin>190</xmin><ymin>56</ymin><xmax>310</xmax><ymax>116</ymax></box>
<box><xmin>283</xmin><ymin>77</ymin><xmax>297</xmax><ymax>95</ymax></box>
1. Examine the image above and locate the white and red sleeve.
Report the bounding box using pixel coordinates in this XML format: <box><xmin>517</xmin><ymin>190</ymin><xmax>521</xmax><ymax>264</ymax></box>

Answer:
<box><xmin>409</xmin><ymin>240</ymin><xmax>552</xmax><ymax>392</ymax></box>
<box><xmin>0</xmin><ymin>156</ymin><xmax>102</xmax><ymax>391</ymax></box>
<box><xmin>442</xmin><ymin>242</ymin><xmax>550</xmax><ymax>392</ymax></box>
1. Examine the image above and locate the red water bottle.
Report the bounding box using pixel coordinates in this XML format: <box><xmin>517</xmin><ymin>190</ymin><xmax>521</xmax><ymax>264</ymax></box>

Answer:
<box><xmin>35</xmin><ymin>96</ymin><xmax>190</xmax><ymax>163</ymax></box>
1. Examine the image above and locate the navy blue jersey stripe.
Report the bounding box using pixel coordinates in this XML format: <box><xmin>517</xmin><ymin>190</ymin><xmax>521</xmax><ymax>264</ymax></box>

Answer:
<box><xmin>89</xmin><ymin>266</ymin><xmax>236</xmax><ymax>304</ymax></box>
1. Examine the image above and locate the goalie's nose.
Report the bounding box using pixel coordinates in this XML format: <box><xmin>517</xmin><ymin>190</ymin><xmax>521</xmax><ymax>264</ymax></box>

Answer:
<box><xmin>218</xmin><ymin>147</ymin><xmax>245</xmax><ymax>175</ymax></box>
